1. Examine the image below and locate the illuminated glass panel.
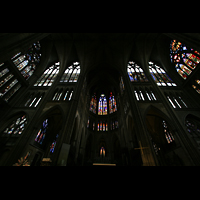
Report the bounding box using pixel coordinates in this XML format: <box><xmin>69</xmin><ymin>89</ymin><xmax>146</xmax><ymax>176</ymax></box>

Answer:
<box><xmin>3</xmin><ymin>115</ymin><xmax>27</xmax><ymax>135</ymax></box>
<box><xmin>162</xmin><ymin>120</ymin><xmax>174</xmax><ymax>144</ymax></box>
<box><xmin>60</xmin><ymin>62</ymin><xmax>80</xmax><ymax>83</ymax></box>
<box><xmin>98</xmin><ymin>94</ymin><xmax>107</xmax><ymax>115</ymax></box>
<box><xmin>170</xmin><ymin>40</ymin><xmax>200</xmax><ymax>80</ymax></box>
<box><xmin>149</xmin><ymin>61</ymin><xmax>176</xmax><ymax>87</ymax></box>
<box><xmin>127</xmin><ymin>61</ymin><xmax>148</xmax><ymax>82</ymax></box>
<box><xmin>89</xmin><ymin>94</ymin><xmax>97</xmax><ymax>114</ymax></box>
<box><xmin>34</xmin><ymin>62</ymin><xmax>60</xmax><ymax>87</ymax></box>
<box><xmin>35</xmin><ymin>119</ymin><xmax>48</xmax><ymax>145</ymax></box>
<box><xmin>11</xmin><ymin>41</ymin><xmax>41</xmax><ymax>80</ymax></box>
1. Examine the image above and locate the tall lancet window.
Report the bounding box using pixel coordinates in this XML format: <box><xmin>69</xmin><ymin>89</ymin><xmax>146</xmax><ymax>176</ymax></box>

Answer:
<box><xmin>11</xmin><ymin>41</ymin><xmax>41</xmax><ymax>80</ymax></box>
<box><xmin>60</xmin><ymin>62</ymin><xmax>81</xmax><ymax>83</ymax></box>
<box><xmin>35</xmin><ymin>119</ymin><xmax>48</xmax><ymax>144</ymax></box>
<box><xmin>127</xmin><ymin>61</ymin><xmax>148</xmax><ymax>82</ymax></box>
<box><xmin>109</xmin><ymin>92</ymin><xmax>117</xmax><ymax>114</ymax></box>
<box><xmin>170</xmin><ymin>40</ymin><xmax>200</xmax><ymax>80</ymax></box>
<box><xmin>98</xmin><ymin>94</ymin><xmax>107</xmax><ymax>115</ymax></box>
<box><xmin>149</xmin><ymin>61</ymin><xmax>177</xmax><ymax>87</ymax></box>
<box><xmin>34</xmin><ymin>62</ymin><xmax>60</xmax><ymax>87</ymax></box>
<box><xmin>89</xmin><ymin>94</ymin><xmax>97</xmax><ymax>114</ymax></box>
<box><xmin>100</xmin><ymin>147</ymin><xmax>105</xmax><ymax>157</ymax></box>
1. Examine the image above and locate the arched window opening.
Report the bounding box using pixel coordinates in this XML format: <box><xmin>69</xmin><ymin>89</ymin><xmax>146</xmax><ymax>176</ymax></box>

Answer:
<box><xmin>52</xmin><ymin>89</ymin><xmax>63</xmax><ymax>101</ymax></box>
<box><xmin>98</xmin><ymin>94</ymin><xmax>107</xmax><ymax>115</ymax></box>
<box><xmin>166</xmin><ymin>93</ymin><xmax>188</xmax><ymax>109</ymax></box>
<box><xmin>170</xmin><ymin>40</ymin><xmax>200</xmax><ymax>80</ymax></box>
<box><xmin>109</xmin><ymin>92</ymin><xmax>117</xmax><ymax>114</ymax></box>
<box><xmin>97</xmin><ymin>121</ymin><xmax>108</xmax><ymax>132</ymax></box>
<box><xmin>34</xmin><ymin>62</ymin><xmax>60</xmax><ymax>87</ymax></box>
<box><xmin>35</xmin><ymin>119</ymin><xmax>48</xmax><ymax>145</ymax></box>
<box><xmin>0</xmin><ymin>62</ymin><xmax>22</xmax><ymax>102</ymax></box>
<box><xmin>134</xmin><ymin>88</ymin><xmax>157</xmax><ymax>101</ymax></box>
<box><xmin>50</xmin><ymin>134</ymin><xmax>59</xmax><ymax>154</ymax></box>
<box><xmin>89</xmin><ymin>94</ymin><xmax>97</xmax><ymax>114</ymax></box>
<box><xmin>100</xmin><ymin>147</ymin><xmax>105</xmax><ymax>157</ymax></box>
<box><xmin>60</xmin><ymin>62</ymin><xmax>81</xmax><ymax>83</ymax></box>
<box><xmin>68</xmin><ymin>90</ymin><xmax>73</xmax><ymax>101</ymax></box>
<box><xmin>127</xmin><ymin>61</ymin><xmax>148</xmax><ymax>82</ymax></box>
<box><xmin>3</xmin><ymin>114</ymin><xmax>27</xmax><ymax>135</ymax></box>
<box><xmin>11</xmin><ymin>41</ymin><xmax>41</xmax><ymax>80</ymax></box>
<box><xmin>149</xmin><ymin>61</ymin><xmax>177</xmax><ymax>87</ymax></box>
<box><xmin>162</xmin><ymin>120</ymin><xmax>174</xmax><ymax>144</ymax></box>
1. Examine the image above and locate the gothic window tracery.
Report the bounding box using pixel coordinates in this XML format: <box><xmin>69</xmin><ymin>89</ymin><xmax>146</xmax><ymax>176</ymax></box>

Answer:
<box><xmin>60</xmin><ymin>62</ymin><xmax>80</xmax><ymax>83</ymax></box>
<box><xmin>34</xmin><ymin>62</ymin><xmax>60</xmax><ymax>87</ymax></box>
<box><xmin>24</xmin><ymin>92</ymin><xmax>44</xmax><ymax>107</ymax></box>
<box><xmin>89</xmin><ymin>94</ymin><xmax>97</xmax><ymax>114</ymax></box>
<box><xmin>0</xmin><ymin>63</ymin><xmax>22</xmax><ymax>102</ymax></box>
<box><xmin>98</xmin><ymin>94</ymin><xmax>107</xmax><ymax>115</ymax></box>
<box><xmin>109</xmin><ymin>92</ymin><xmax>117</xmax><ymax>114</ymax></box>
<box><xmin>35</xmin><ymin>119</ymin><xmax>48</xmax><ymax>144</ymax></box>
<box><xmin>149</xmin><ymin>61</ymin><xmax>177</xmax><ymax>87</ymax></box>
<box><xmin>127</xmin><ymin>61</ymin><xmax>148</xmax><ymax>82</ymax></box>
<box><xmin>11</xmin><ymin>41</ymin><xmax>41</xmax><ymax>80</ymax></box>
<box><xmin>170</xmin><ymin>40</ymin><xmax>200</xmax><ymax>80</ymax></box>
<box><xmin>3</xmin><ymin>114</ymin><xmax>27</xmax><ymax>135</ymax></box>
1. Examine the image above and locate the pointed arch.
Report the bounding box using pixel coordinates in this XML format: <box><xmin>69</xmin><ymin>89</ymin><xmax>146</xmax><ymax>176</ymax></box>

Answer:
<box><xmin>144</xmin><ymin>105</ymin><xmax>183</xmax><ymax>166</ymax></box>
<box><xmin>127</xmin><ymin>61</ymin><xmax>148</xmax><ymax>82</ymax></box>
<box><xmin>149</xmin><ymin>61</ymin><xmax>177</xmax><ymax>87</ymax></box>
<box><xmin>34</xmin><ymin>61</ymin><xmax>60</xmax><ymax>87</ymax></box>
<box><xmin>60</xmin><ymin>62</ymin><xmax>81</xmax><ymax>83</ymax></box>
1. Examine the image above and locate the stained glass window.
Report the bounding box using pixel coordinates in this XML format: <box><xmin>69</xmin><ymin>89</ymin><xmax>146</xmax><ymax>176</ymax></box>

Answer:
<box><xmin>89</xmin><ymin>94</ymin><xmax>97</xmax><ymax>114</ymax></box>
<box><xmin>52</xmin><ymin>89</ymin><xmax>63</xmax><ymax>101</ymax></box>
<box><xmin>149</xmin><ymin>61</ymin><xmax>177</xmax><ymax>86</ymax></box>
<box><xmin>170</xmin><ymin>40</ymin><xmax>200</xmax><ymax>80</ymax></box>
<box><xmin>24</xmin><ymin>93</ymin><xmax>43</xmax><ymax>107</ymax></box>
<box><xmin>98</xmin><ymin>94</ymin><xmax>107</xmax><ymax>115</ymax></box>
<box><xmin>100</xmin><ymin>147</ymin><xmax>105</xmax><ymax>157</ymax></box>
<box><xmin>60</xmin><ymin>62</ymin><xmax>81</xmax><ymax>83</ymax></box>
<box><xmin>68</xmin><ymin>90</ymin><xmax>73</xmax><ymax>101</ymax></box>
<box><xmin>127</xmin><ymin>61</ymin><xmax>148</xmax><ymax>82</ymax></box>
<box><xmin>185</xmin><ymin>119</ymin><xmax>196</xmax><ymax>136</ymax></box>
<box><xmin>162</xmin><ymin>120</ymin><xmax>174</xmax><ymax>144</ymax></box>
<box><xmin>109</xmin><ymin>92</ymin><xmax>117</xmax><ymax>114</ymax></box>
<box><xmin>35</xmin><ymin>119</ymin><xmax>48</xmax><ymax>144</ymax></box>
<box><xmin>0</xmin><ymin>62</ymin><xmax>22</xmax><ymax>102</ymax></box>
<box><xmin>166</xmin><ymin>93</ymin><xmax>188</xmax><ymax>109</ymax></box>
<box><xmin>192</xmin><ymin>80</ymin><xmax>200</xmax><ymax>94</ymax></box>
<box><xmin>11</xmin><ymin>41</ymin><xmax>41</xmax><ymax>80</ymax></box>
<box><xmin>110</xmin><ymin>119</ymin><xmax>119</xmax><ymax>130</ymax></box>
<box><xmin>34</xmin><ymin>62</ymin><xmax>60</xmax><ymax>87</ymax></box>
<box><xmin>50</xmin><ymin>134</ymin><xmax>59</xmax><ymax>153</ymax></box>
<box><xmin>3</xmin><ymin>115</ymin><xmax>27</xmax><ymax>135</ymax></box>
<box><xmin>134</xmin><ymin>88</ymin><xmax>157</xmax><ymax>101</ymax></box>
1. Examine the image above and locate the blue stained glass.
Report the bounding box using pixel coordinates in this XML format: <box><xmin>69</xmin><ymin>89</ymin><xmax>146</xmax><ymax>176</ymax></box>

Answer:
<box><xmin>50</xmin><ymin>134</ymin><xmax>59</xmax><ymax>153</ymax></box>
<box><xmin>35</xmin><ymin>119</ymin><xmax>48</xmax><ymax>144</ymax></box>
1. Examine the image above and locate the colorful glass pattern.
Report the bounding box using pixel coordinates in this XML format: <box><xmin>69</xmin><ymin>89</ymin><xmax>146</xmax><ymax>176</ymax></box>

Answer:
<box><xmin>109</xmin><ymin>92</ymin><xmax>117</xmax><ymax>114</ymax></box>
<box><xmin>98</xmin><ymin>94</ymin><xmax>107</xmax><ymax>115</ymax></box>
<box><xmin>3</xmin><ymin>115</ymin><xmax>27</xmax><ymax>135</ymax></box>
<box><xmin>89</xmin><ymin>94</ymin><xmax>97</xmax><ymax>114</ymax></box>
<box><xmin>149</xmin><ymin>61</ymin><xmax>177</xmax><ymax>86</ymax></box>
<box><xmin>35</xmin><ymin>119</ymin><xmax>48</xmax><ymax>144</ymax></box>
<box><xmin>170</xmin><ymin>40</ymin><xmax>200</xmax><ymax>80</ymax></box>
<box><xmin>127</xmin><ymin>61</ymin><xmax>148</xmax><ymax>82</ymax></box>
<box><xmin>60</xmin><ymin>62</ymin><xmax>80</xmax><ymax>83</ymax></box>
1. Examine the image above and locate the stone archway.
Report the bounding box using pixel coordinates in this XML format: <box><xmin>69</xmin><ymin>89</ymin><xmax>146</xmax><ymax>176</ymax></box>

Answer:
<box><xmin>145</xmin><ymin>106</ymin><xmax>183</xmax><ymax>166</ymax></box>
